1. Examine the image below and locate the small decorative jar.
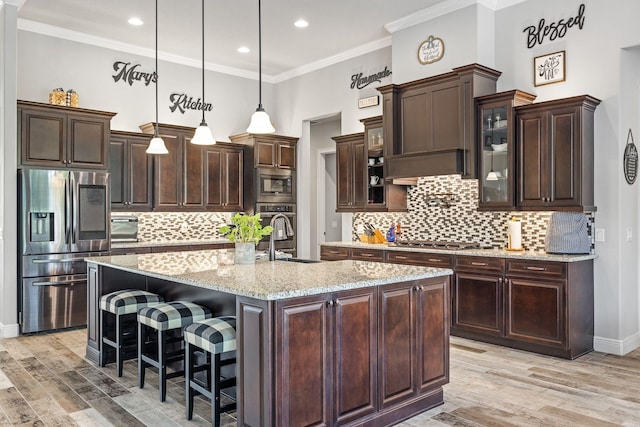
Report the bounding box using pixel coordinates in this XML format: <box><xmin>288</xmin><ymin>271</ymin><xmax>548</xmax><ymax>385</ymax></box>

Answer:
<box><xmin>48</xmin><ymin>88</ymin><xmax>66</xmax><ymax>106</ymax></box>
<box><xmin>66</xmin><ymin>89</ymin><xmax>79</xmax><ymax>107</ymax></box>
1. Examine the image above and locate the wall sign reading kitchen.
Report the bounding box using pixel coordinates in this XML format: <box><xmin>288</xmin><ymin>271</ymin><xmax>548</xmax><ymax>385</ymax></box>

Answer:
<box><xmin>523</xmin><ymin>3</ymin><xmax>586</xmax><ymax>48</ymax></box>
<box><xmin>112</xmin><ymin>60</ymin><xmax>213</xmax><ymax>114</ymax></box>
<box><xmin>350</xmin><ymin>66</ymin><xmax>392</xmax><ymax>89</ymax></box>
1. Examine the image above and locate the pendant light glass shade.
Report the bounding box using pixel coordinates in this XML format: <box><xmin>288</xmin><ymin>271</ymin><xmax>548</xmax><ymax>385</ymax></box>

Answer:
<box><xmin>485</xmin><ymin>170</ymin><xmax>500</xmax><ymax>181</ymax></box>
<box><xmin>192</xmin><ymin>120</ymin><xmax>216</xmax><ymax>145</ymax></box>
<box><xmin>147</xmin><ymin>135</ymin><xmax>169</xmax><ymax>154</ymax></box>
<box><xmin>247</xmin><ymin>0</ymin><xmax>275</xmax><ymax>134</ymax></box>
<box><xmin>146</xmin><ymin>0</ymin><xmax>168</xmax><ymax>155</ymax></box>
<box><xmin>191</xmin><ymin>0</ymin><xmax>215</xmax><ymax>145</ymax></box>
<box><xmin>247</xmin><ymin>107</ymin><xmax>275</xmax><ymax>133</ymax></box>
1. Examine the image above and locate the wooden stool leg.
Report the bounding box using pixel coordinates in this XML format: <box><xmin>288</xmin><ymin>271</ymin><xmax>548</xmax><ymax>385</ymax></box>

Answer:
<box><xmin>138</xmin><ymin>321</ymin><xmax>146</xmax><ymax>388</ymax></box>
<box><xmin>213</xmin><ymin>353</ymin><xmax>221</xmax><ymax>427</ymax></box>
<box><xmin>159</xmin><ymin>329</ymin><xmax>167</xmax><ymax>402</ymax></box>
<box><xmin>186</xmin><ymin>342</ymin><xmax>195</xmax><ymax>420</ymax></box>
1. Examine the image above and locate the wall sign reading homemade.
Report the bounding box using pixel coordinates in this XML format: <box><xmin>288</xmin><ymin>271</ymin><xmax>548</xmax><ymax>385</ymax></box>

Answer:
<box><xmin>350</xmin><ymin>66</ymin><xmax>391</xmax><ymax>89</ymax></box>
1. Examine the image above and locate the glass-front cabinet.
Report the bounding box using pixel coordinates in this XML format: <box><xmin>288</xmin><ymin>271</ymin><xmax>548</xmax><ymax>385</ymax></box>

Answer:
<box><xmin>476</xmin><ymin>90</ymin><xmax>536</xmax><ymax>210</ymax></box>
<box><xmin>362</xmin><ymin>116</ymin><xmax>385</xmax><ymax>207</ymax></box>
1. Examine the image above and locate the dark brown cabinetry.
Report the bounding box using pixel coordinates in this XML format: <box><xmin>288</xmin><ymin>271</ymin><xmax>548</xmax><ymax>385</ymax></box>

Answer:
<box><xmin>140</xmin><ymin>123</ymin><xmax>244</xmax><ymax>211</ymax></box>
<box><xmin>205</xmin><ymin>145</ymin><xmax>244</xmax><ymax>211</ymax></box>
<box><xmin>333</xmin><ymin>132</ymin><xmax>367</xmax><ymax>211</ymax></box>
<box><xmin>378</xmin><ymin>64</ymin><xmax>500</xmax><ymax>180</ymax></box>
<box><xmin>476</xmin><ymin>91</ymin><xmax>536</xmax><ymax>210</ymax></box>
<box><xmin>350</xmin><ymin>247</ymin><xmax>385</xmax><ymax>262</ymax></box>
<box><xmin>386</xmin><ymin>251</ymin><xmax>453</xmax><ymax>268</ymax></box>
<box><xmin>109</xmin><ymin>131</ymin><xmax>153</xmax><ymax>210</ymax></box>
<box><xmin>18</xmin><ymin>100</ymin><xmax>115</xmax><ymax>169</ymax></box>
<box><xmin>230</xmin><ymin>133</ymin><xmax>297</xmax><ymax>169</ymax></box>
<box><xmin>452</xmin><ymin>256</ymin><xmax>505</xmax><ymax>337</ymax></box>
<box><xmin>109</xmin><ymin>242</ymin><xmax>233</xmax><ymax>256</ymax></box>
<box><xmin>378</xmin><ymin>278</ymin><xmax>449</xmax><ymax>409</ymax></box>
<box><xmin>320</xmin><ymin>246</ymin><xmax>351</xmax><ymax>261</ymax></box>
<box><xmin>275</xmin><ymin>288</ymin><xmax>377</xmax><ymax>426</ymax></box>
<box><xmin>516</xmin><ymin>95</ymin><xmax>600</xmax><ymax>211</ymax></box>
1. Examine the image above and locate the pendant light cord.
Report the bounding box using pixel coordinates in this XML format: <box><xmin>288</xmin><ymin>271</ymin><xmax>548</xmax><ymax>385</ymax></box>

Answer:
<box><xmin>258</xmin><ymin>0</ymin><xmax>262</xmax><ymax>109</ymax></box>
<box><xmin>154</xmin><ymin>0</ymin><xmax>159</xmax><ymax>137</ymax></box>
<box><xmin>201</xmin><ymin>0</ymin><xmax>206</xmax><ymax>123</ymax></box>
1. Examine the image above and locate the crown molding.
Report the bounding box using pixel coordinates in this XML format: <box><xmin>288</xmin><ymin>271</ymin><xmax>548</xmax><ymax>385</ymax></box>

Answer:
<box><xmin>385</xmin><ymin>0</ymin><xmax>526</xmax><ymax>33</ymax></box>
<box><xmin>17</xmin><ymin>18</ymin><xmax>268</xmax><ymax>83</ymax></box>
<box><xmin>1</xmin><ymin>0</ymin><xmax>25</xmax><ymax>9</ymax></box>
<box><xmin>272</xmin><ymin>36</ymin><xmax>392</xmax><ymax>84</ymax></box>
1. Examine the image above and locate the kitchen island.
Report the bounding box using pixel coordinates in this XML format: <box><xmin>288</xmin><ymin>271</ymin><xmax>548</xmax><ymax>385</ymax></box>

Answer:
<box><xmin>85</xmin><ymin>249</ymin><xmax>453</xmax><ymax>426</ymax></box>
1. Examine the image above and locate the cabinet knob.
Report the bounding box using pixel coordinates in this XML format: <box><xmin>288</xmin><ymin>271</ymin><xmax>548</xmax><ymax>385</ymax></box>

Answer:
<box><xmin>326</xmin><ymin>300</ymin><xmax>334</xmax><ymax>307</ymax></box>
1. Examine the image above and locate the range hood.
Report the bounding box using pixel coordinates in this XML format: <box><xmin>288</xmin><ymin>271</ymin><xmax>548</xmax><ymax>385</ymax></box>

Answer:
<box><xmin>385</xmin><ymin>148</ymin><xmax>465</xmax><ymax>184</ymax></box>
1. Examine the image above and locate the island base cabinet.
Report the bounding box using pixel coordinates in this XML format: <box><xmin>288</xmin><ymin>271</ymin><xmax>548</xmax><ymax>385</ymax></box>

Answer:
<box><xmin>274</xmin><ymin>288</ymin><xmax>378</xmax><ymax>426</ymax></box>
<box><xmin>378</xmin><ymin>278</ymin><xmax>449</xmax><ymax>410</ymax></box>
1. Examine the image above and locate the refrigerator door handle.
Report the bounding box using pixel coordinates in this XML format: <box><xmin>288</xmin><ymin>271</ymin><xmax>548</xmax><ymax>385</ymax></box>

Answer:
<box><xmin>32</xmin><ymin>279</ymin><xmax>86</xmax><ymax>286</ymax></box>
<box><xmin>70</xmin><ymin>174</ymin><xmax>76</xmax><ymax>244</ymax></box>
<box><xmin>64</xmin><ymin>177</ymin><xmax>70</xmax><ymax>245</ymax></box>
<box><xmin>32</xmin><ymin>258</ymin><xmax>87</xmax><ymax>264</ymax></box>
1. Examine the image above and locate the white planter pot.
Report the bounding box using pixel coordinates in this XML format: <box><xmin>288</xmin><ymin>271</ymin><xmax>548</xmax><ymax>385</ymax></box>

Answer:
<box><xmin>234</xmin><ymin>242</ymin><xmax>256</xmax><ymax>265</ymax></box>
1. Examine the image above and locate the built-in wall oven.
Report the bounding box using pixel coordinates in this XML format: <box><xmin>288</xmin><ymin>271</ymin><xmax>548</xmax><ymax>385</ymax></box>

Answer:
<box><xmin>255</xmin><ymin>168</ymin><xmax>295</xmax><ymax>204</ymax></box>
<box><xmin>256</xmin><ymin>203</ymin><xmax>296</xmax><ymax>256</ymax></box>
<box><xmin>18</xmin><ymin>169</ymin><xmax>110</xmax><ymax>334</ymax></box>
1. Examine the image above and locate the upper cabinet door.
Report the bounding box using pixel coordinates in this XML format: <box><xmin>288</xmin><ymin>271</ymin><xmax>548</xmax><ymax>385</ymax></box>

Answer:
<box><xmin>277</xmin><ymin>141</ymin><xmax>296</xmax><ymax>169</ymax></box>
<box><xmin>255</xmin><ymin>140</ymin><xmax>276</xmax><ymax>168</ymax></box>
<box><xmin>18</xmin><ymin>101</ymin><xmax>115</xmax><ymax>170</ymax></box>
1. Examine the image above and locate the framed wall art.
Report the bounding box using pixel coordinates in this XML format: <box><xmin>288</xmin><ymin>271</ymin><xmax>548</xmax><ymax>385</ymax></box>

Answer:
<box><xmin>533</xmin><ymin>50</ymin><xmax>566</xmax><ymax>86</ymax></box>
<box><xmin>534</xmin><ymin>51</ymin><xmax>566</xmax><ymax>86</ymax></box>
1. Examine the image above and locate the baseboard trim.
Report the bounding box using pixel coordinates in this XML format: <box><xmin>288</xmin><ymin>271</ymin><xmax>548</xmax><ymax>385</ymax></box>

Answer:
<box><xmin>594</xmin><ymin>332</ymin><xmax>640</xmax><ymax>355</ymax></box>
<box><xmin>0</xmin><ymin>323</ymin><xmax>19</xmax><ymax>338</ymax></box>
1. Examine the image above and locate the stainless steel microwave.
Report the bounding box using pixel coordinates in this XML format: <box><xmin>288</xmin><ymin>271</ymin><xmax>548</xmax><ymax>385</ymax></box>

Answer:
<box><xmin>255</xmin><ymin>168</ymin><xmax>296</xmax><ymax>203</ymax></box>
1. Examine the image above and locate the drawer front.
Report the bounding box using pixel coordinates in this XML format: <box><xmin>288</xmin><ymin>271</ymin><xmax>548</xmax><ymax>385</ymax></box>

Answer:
<box><xmin>455</xmin><ymin>256</ymin><xmax>505</xmax><ymax>273</ymax></box>
<box><xmin>506</xmin><ymin>260</ymin><xmax>566</xmax><ymax>279</ymax></box>
<box><xmin>386</xmin><ymin>251</ymin><xmax>453</xmax><ymax>268</ymax></box>
<box><xmin>110</xmin><ymin>247</ymin><xmax>152</xmax><ymax>256</ymax></box>
<box><xmin>320</xmin><ymin>246</ymin><xmax>350</xmax><ymax>261</ymax></box>
<box><xmin>351</xmin><ymin>248</ymin><xmax>385</xmax><ymax>262</ymax></box>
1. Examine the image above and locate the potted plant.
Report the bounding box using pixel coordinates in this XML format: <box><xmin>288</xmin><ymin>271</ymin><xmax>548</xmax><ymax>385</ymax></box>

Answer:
<box><xmin>218</xmin><ymin>213</ymin><xmax>273</xmax><ymax>264</ymax></box>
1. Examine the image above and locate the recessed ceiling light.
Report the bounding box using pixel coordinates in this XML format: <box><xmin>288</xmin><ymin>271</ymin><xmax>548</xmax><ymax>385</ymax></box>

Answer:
<box><xmin>294</xmin><ymin>19</ymin><xmax>309</xmax><ymax>28</ymax></box>
<box><xmin>128</xmin><ymin>17</ymin><xmax>144</xmax><ymax>26</ymax></box>
<box><xmin>237</xmin><ymin>46</ymin><xmax>250</xmax><ymax>54</ymax></box>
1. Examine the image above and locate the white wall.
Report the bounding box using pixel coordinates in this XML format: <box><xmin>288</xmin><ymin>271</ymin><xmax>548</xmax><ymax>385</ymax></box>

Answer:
<box><xmin>17</xmin><ymin>31</ymin><xmax>274</xmax><ymax>140</ymax></box>
<box><xmin>0</xmin><ymin>2</ymin><xmax>19</xmax><ymax>338</ymax></box>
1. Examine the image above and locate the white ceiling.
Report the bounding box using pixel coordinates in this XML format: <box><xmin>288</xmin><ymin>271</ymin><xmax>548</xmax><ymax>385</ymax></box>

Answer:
<box><xmin>17</xmin><ymin>0</ymin><xmax>454</xmax><ymax>82</ymax></box>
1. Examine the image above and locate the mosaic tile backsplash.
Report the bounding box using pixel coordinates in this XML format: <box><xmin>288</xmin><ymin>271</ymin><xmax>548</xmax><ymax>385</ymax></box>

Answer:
<box><xmin>353</xmin><ymin>175</ymin><xmax>595</xmax><ymax>252</ymax></box>
<box><xmin>121</xmin><ymin>212</ymin><xmax>232</xmax><ymax>242</ymax></box>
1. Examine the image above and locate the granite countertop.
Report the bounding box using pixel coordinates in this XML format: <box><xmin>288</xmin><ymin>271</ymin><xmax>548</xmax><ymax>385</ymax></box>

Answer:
<box><xmin>322</xmin><ymin>241</ymin><xmax>597</xmax><ymax>262</ymax></box>
<box><xmin>86</xmin><ymin>249</ymin><xmax>453</xmax><ymax>301</ymax></box>
<box><xmin>111</xmin><ymin>239</ymin><xmax>231</xmax><ymax>249</ymax></box>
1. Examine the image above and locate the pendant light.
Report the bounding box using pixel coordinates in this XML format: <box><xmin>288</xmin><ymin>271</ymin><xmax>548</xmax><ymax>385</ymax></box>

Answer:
<box><xmin>246</xmin><ymin>0</ymin><xmax>275</xmax><ymax>134</ymax></box>
<box><xmin>146</xmin><ymin>0</ymin><xmax>168</xmax><ymax>154</ymax></box>
<box><xmin>191</xmin><ymin>0</ymin><xmax>215</xmax><ymax>145</ymax></box>
<box><xmin>485</xmin><ymin>152</ymin><xmax>500</xmax><ymax>181</ymax></box>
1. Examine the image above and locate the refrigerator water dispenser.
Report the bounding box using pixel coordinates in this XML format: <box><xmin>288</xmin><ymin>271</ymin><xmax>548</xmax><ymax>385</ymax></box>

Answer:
<box><xmin>30</xmin><ymin>212</ymin><xmax>54</xmax><ymax>242</ymax></box>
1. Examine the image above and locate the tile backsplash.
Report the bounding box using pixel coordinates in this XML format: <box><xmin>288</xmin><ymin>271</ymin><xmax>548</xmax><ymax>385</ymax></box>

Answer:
<box><xmin>120</xmin><ymin>212</ymin><xmax>232</xmax><ymax>242</ymax></box>
<box><xmin>353</xmin><ymin>175</ymin><xmax>594</xmax><ymax>252</ymax></box>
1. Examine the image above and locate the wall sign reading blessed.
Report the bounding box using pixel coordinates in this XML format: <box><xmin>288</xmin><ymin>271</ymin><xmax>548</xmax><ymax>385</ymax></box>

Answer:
<box><xmin>417</xmin><ymin>35</ymin><xmax>445</xmax><ymax>65</ymax></box>
<box><xmin>534</xmin><ymin>51</ymin><xmax>565</xmax><ymax>86</ymax></box>
<box><xmin>523</xmin><ymin>3</ymin><xmax>585</xmax><ymax>49</ymax></box>
<box><xmin>350</xmin><ymin>66</ymin><xmax>392</xmax><ymax>90</ymax></box>
<box><xmin>169</xmin><ymin>93</ymin><xmax>213</xmax><ymax>114</ymax></box>
<box><xmin>112</xmin><ymin>61</ymin><xmax>156</xmax><ymax>86</ymax></box>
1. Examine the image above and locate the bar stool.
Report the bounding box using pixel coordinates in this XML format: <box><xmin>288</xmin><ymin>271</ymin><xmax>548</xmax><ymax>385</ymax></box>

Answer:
<box><xmin>184</xmin><ymin>316</ymin><xmax>237</xmax><ymax>427</ymax></box>
<box><xmin>137</xmin><ymin>301</ymin><xmax>212</xmax><ymax>402</ymax></box>
<box><xmin>99</xmin><ymin>289</ymin><xmax>164</xmax><ymax>376</ymax></box>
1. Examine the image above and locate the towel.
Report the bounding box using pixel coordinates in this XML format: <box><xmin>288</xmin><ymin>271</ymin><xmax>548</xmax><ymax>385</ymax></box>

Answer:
<box><xmin>272</xmin><ymin>216</ymin><xmax>294</xmax><ymax>241</ymax></box>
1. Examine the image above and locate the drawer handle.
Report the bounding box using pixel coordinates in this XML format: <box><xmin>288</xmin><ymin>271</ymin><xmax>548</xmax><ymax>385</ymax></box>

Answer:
<box><xmin>329</xmin><ymin>250</ymin><xmax>341</xmax><ymax>254</ymax></box>
<box><xmin>526</xmin><ymin>266</ymin><xmax>546</xmax><ymax>271</ymax></box>
<box><xmin>471</xmin><ymin>262</ymin><xmax>488</xmax><ymax>266</ymax></box>
<box><xmin>428</xmin><ymin>258</ymin><xmax>443</xmax><ymax>262</ymax></box>
<box><xmin>394</xmin><ymin>255</ymin><xmax>408</xmax><ymax>260</ymax></box>
<box><xmin>361</xmin><ymin>253</ymin><xmax>374</xmax><ymax>257</ymax></box>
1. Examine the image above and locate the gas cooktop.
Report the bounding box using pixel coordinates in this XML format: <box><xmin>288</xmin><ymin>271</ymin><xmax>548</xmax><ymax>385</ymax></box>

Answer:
<box><xmin>391</xmin><ymin>240</ymin><xmax>481</xmax><ymax>250</ymax></box>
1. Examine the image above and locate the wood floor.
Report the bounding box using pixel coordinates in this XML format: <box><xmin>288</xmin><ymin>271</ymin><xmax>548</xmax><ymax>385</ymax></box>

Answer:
<box><xmin>0</xmin><ymin>329</ymin><xmax>638</xmax><ymax>426</ymax></box>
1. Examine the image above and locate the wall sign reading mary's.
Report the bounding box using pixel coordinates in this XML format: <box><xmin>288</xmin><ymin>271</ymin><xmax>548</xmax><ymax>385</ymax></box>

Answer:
<box><xmin>112</xmin><ymin>61</ymin><xmax>156</xmax><ymax>86</ymax></box>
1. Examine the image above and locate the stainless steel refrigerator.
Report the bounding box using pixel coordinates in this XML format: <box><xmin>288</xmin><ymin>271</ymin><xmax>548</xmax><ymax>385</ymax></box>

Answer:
<box><xmin>18</xmin><ymin>169</ymin><xmax>110</xmax><ymax>333</ymax></box>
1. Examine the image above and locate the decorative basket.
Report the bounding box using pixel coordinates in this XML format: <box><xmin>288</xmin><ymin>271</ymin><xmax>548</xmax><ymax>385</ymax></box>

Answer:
<box><xmin>48</xmin><ymin>88</ymin><xmax>66</xmax><ymax>106</ymax></box>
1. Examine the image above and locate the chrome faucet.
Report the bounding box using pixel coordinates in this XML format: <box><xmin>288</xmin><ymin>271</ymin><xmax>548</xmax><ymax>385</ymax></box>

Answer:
<box><xmin>269</xmin><ymin>213</ymin><xmax>293</xmax><ymax>261</ymax></box>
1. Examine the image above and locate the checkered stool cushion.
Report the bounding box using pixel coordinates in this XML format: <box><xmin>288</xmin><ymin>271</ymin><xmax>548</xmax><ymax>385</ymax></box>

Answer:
<box><xmin>184</xmin><ymin>316</ymin><xmax>237</xmax><ymax>355</ymax></box>
<box><xmin>138</xmin><ymin>301</ymin><xmax>212</xmax><ymax>331</ymax></box>
<box><xmin>100</xmin><ymin>290</ymin><xmax>164</xmax><ymax>315</ymax></box>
